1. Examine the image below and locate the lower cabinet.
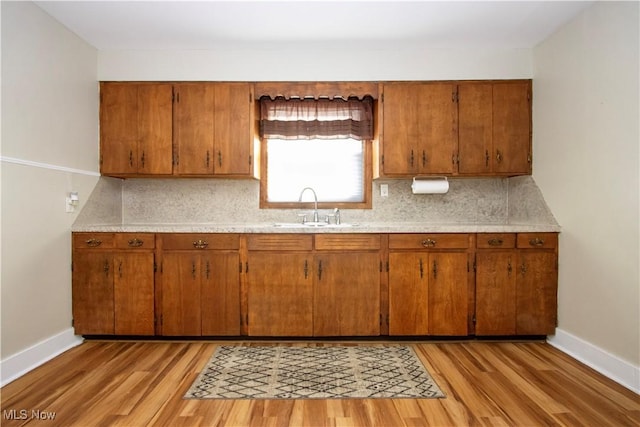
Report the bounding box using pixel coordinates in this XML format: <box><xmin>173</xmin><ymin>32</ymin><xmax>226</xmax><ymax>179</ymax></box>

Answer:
<box><xmin>246</xmin><ymin>234</ymin><xmax>381</xmax><ymax>337</ymax></box>
<box><xmin>388</xmin><ymin>234</ymin><xmax>471</xmax><ymax>336</ymax></box>
<box><xmin>158</xmin><ymin>234</ymin><xmax>240</xmax><ymax>336</ymax></box>
<box><xmin>475</xmin><ymin>233</ymin><xmax>558</xmax><ymax>335</ymax></box>
<box><xmin>314</xmin><ymin>235</ymin><xmax>381</xmax><ymax>336</ymax></box>
<box><xmin>72</xmin><ymin>231</ymin><xmax>558</xmax><ymax>338</ymax></box>
<box><xmin>72</xmin><ymin>233</ymin><xmax>155</xmax><ymax>335</ymax></box>
<box><xmin>246</xmin><ymin>235</ymin><xmax>314</xmax><ymax>336</ymax></box>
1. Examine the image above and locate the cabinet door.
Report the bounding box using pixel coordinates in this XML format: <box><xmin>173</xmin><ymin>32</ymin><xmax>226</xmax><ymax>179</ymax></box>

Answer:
<box><xmin>428</xmin><ymin>253</ymin><xmax>469</xmax><ymax>335</ymax></box>
<box><xmin>382</xmin><ymin>84</ymin><xmax>420</xmax><ymax>175</ymax></box>
<box><xmin>72</xmin><ymin>252</ymin><xmax>114</xmax><ymax>335</ymax></box>
<box><xmin>137</xmin><ymin>84</ymin><xmax>173</xmax><ymax>175</ymax></box>
<box><xmin>201</xmin><ymin>252</ymin><xmax>241</xmax><ymax>336</ymax></box>
<box><xmin>161</xmin><ymin>252</ymin><xmax>202</xmax><ymax>336</ymax></box>
<box><xmin>458</xmin><ymin>83</ymin><xmax>492</xmax><ymax>174</ymax></box>
<box><xmin>416</xmin><ymin>83</ymin><xmax>457</xmax><ymax>174</ymax></box>
<box><xmin>475</xmin><ymin>251</ymin><xmax>516</xmax><ymax>335</ymax></box>
<box><xmin>100</xmin><ymin>84</ymin><xmax>138</xmax><ymax>174</ymax></box>
<box><xmin>174</xmin><ymin>84</ymin><xmax>215</xmax><ymax>175</ymax></box>
<box><xmin>247</xmin><ymin>252</ymin><xmax>313</xmax><ymax>336</ymax></box>
<box><xmin>113</xmin><ymin>252</ymin><xmax>155</xmax><ymax>335</ymax></box>
<box><xmin>314</xmin><ymin>252</ymin><xmax>380</xmax><ymax>336</ymax></box>
<box><xmin>213</xmin><ymin>83</ymin><xmax>252</xmax><ymax>175</ymax></box>
<box><xmin>388</xmin><ymin>252</ymin><xmax>428</xmax><ymax>335</ymax></box>
<box><xmin>516</xmin><ymin>251</ymin><xmax>557</xmax><ymax>335</ymax></box>
<box><xmin>492</xmin><ymin>82</ymin><xmax>531</xmax><ymax>175</ymax></box>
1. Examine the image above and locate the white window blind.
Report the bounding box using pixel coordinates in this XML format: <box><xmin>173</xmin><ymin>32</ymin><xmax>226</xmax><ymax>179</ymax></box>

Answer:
<box><xmin>266</xmin><ymin>138</ymin><xmax>364</xmax><ymax>203</ymax></box>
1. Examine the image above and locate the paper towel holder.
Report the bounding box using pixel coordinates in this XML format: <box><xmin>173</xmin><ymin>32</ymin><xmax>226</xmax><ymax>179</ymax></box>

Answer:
<box><xmin>411</xmin><ymin>176</ymin><xmax>449</xmax><ymax>194</ymax></box>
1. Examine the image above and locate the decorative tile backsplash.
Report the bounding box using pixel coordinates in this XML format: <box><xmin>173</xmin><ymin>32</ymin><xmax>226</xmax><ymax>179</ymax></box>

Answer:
<box><xmin>74</xmin><ymin>175</ymin><xmax>557</xmax><ymax>226</ymax></box>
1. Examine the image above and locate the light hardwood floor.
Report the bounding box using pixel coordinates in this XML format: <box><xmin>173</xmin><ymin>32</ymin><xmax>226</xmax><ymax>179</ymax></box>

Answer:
<box><xmin>1</xmin><ymin>340</ymin><xmax>638</xmax><ymax>426</ymax></box>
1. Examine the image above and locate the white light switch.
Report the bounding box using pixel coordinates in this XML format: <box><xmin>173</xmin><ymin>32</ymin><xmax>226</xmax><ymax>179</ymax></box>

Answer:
<box><xmin>380</xmin><ymin>184</ymin><xmax>389</xmax><ymax>197</ymax></box>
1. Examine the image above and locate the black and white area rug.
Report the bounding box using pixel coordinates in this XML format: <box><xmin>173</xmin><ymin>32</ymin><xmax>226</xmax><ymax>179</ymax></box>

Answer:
<box><xmin>184</xmin><ymin>345</ymin><xmax>446</xmax><ymax>399</ymax></box>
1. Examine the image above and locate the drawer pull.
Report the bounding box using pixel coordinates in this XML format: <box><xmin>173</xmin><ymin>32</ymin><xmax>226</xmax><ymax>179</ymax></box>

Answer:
<box><xmin>488</xmin><ymin>238</ymin><xmax>503</xmax><ymax>246</ymax></box>
<box><xmin>193</xmin><ymin>239</ymin><xmax>209</xmax><ymax>249</ymax></box>
<box><xmin>529</xmin><ymin>238</ymin><xmax>545</xmax><ymax>247</ymax></box>
<box><xmin>421</xmin><ymin>239</ymin><xmax>437</xmax><ymax>248</ymax></box>
<box><xmin>85</xmin><ymin>239</ymin><xmax>102</xmax><ymax>247</ymax></box>
<box><xmin>128</xmin><ymin>238</ymin><xmax>143</xmax><ymax>247</ymax></box>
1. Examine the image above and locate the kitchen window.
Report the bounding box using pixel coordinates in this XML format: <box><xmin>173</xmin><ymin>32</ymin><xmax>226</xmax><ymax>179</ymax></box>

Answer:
<box><xmin>259</xmin><ymin>95</ymin><xmax>374</xmax><ymax>209</ymax></box>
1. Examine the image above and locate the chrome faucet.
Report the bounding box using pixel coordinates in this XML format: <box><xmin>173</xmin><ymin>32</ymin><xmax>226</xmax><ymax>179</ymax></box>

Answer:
<box><xmin>298</xmin><ymin>187</ymin><xmax>319</xmax><ymax>223</ymax></box>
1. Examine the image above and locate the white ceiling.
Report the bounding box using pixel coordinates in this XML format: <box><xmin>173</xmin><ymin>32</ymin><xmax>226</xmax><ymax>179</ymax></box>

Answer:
<box><xmin>35</xmin><ymin>1</ymin><xmax>594</xmax><ymax>51</ymax></box>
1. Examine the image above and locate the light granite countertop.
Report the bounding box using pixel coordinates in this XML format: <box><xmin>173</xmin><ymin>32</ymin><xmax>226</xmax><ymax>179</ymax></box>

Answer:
<box><xmin>71</xmin><ymin>221</ymin><xmax>561</xmax><ymax>234</ymax></box>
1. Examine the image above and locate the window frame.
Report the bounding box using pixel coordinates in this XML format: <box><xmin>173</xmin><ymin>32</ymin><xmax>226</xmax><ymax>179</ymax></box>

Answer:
<box><xmin>259</xmin><ymin>138</ymin><xmax>373</xmax><ymax>209</ymax></box>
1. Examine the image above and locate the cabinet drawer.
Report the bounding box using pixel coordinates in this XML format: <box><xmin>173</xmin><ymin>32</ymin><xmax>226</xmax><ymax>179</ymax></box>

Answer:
<box><xmin>517</xmin><ymin>233</ymin><xmax>558</xmax><ymax>249</ymax></box>
<box><xmin>315</xmin><ymin>234</ymin><xmax>380</xmax><ymax>251</ymax></box>
<box><xmin>161</xmin><ymin>233</ymin><xmax>240</xmax><ymax>250</ymax></box>
<box><xmin>476</xmin><ymin>233</ymin><xmax>516</xmax><ymax>249</ymax></box>
<box><xmin>73</xmin><ymin>233</ymin><xmax>115</xmax><ymax>249</ymax></box>
<box><xmin>247</xmin><ymin>234</ymin><xmax>313</xmax><ymax>251</ymax></box>
<box><xmin>389</xmin><ymin>234</ymin><xmax>470</xmax><ymax>250</ymax></box>
<box><xmin>114</xmin><ymin>233</ymin><xmax>155</xmax><ymax>249</ymax></box>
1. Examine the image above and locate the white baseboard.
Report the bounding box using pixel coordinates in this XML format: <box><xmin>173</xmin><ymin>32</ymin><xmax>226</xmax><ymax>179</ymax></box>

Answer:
<box><xmin>1</xmin><ymin>328</ymin><xmax>83</xmax><ymax>387</ymax></box>
<box><xmin>548</xmin><ymin>328</ymin><xmax>640</xmax><ymax>394</ymax></box>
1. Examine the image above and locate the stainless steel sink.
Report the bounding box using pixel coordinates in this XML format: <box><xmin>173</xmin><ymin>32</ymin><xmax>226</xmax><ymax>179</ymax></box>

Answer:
<box><xmin>273</xmin><ymin>222</ymin><xmax>356</xmax><ymax>228</ymax></box>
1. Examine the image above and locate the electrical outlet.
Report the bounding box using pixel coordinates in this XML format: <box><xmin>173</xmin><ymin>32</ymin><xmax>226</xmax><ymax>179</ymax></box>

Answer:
<box><xmin>380</xmin><ymin>184</ymin><xmax>389</xmax><ymax>197</ymax></box>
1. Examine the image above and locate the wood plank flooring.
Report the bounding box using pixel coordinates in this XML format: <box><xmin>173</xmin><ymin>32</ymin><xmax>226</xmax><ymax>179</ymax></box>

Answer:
<box><xmin>1</xmin><ymin>340</ymin><xmax>638</xmax><ymax>426</ymax></box>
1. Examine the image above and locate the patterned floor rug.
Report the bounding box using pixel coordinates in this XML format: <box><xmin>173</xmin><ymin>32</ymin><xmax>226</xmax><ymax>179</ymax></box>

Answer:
<box><xmin>184</xmin><ymin>345</ymin><xmax>446</xmax><ymax>399</ymax></box>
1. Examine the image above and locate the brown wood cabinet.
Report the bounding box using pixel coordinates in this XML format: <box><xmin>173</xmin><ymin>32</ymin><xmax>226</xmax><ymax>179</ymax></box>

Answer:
<box><xmin>71</xmin><ymin>230</ymin><xmax>557</xmax><ymax>338</ymax></box>
<box><xmin>101</xmin><ymin>82</ymin><xmax>256</xmax><ymax>178</ymax></box>
<box><xmin>313</xmin><ymin>235</ymin><xmax>381</xmax><ymax>336</ymax></box>
<box><xmin>158</xmin><ymin>234</ymin><xmax>240</xmax><ymax>336</ymax></box>
<box><xmin>100</xmin><ymin>83</ymin><xmax>173</xmax><ymax>176</ymax></box>
<box><xmin>388</xmin><ymin>234</ymin><xmax>471</xmax><ymax>336</ymax></box>
<box><xmin>246</xmin><ymin>235</ymin><xmax>314</xmax><ymax>336</ymax></box>
<box><xmin>246</xmin><ymin>234</ymin><xmax>381</xmax><ymax>337</ymax></box>
<box><xmin>475</xmin><ymin>233</ymin><xmax>557</xmax><ymax>335</ymax></box>
<box><xmin>173</xmin><ymin>83</ymin><xmax>254</xmax><ymax>176</ymax></box>
<box><xmin>458</xmin><ymin>81</ymin><xmax>532</xmax><ymax>175</ymax></box>
<box><xmin>72</xmin><ymin>233</ymin><xmax>155</xmax><ymax>335</ymax></box>
<box><xmin>381</xmin><ymin>82</ymin><xmax>458</xmax><ymax>176</ymax></box>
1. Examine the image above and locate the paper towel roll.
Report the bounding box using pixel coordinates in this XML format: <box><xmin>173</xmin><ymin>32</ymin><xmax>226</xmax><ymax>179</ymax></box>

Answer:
<box><xmin>411</xmin><ymin>178</ymin><xmax>449</xmax><ymax>194</ymax></box>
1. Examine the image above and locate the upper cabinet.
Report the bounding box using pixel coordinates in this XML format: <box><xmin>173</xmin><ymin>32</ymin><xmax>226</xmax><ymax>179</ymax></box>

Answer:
<box><xmin>377</xmin><ymin>79</ymin><xmax>532</xmax><ymax>178</ymax></box>
<box><xmin>100</xmin><ymin>83</ymin><xmax>173</xmax><ymax>176</ymax></box>
<box><xmin>458</xmin><ymin>81</ymin><xmax>532</xmax><ymax>175</ymax></box>
<box><xmin>174</xmin><ymin>83</ymin><xmax>254</xmax><ymax>176</ymax></box>
<box><xmin>381</xmin><ymin>82</ymin><xmax>457</xmax><ymax>176</ymax></box>
<box><xmin>100</xmin><ymin>82</ymin><xmax>257</xmax><ymax>178</ymax></box>
<box><xmin>100</xmin><ymin>80</ymin><xmax>531</xmax><ymax>179</ymax></box>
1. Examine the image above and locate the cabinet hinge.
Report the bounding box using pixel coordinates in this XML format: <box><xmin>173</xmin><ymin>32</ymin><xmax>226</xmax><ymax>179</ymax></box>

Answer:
<box><xmin>472</xmin><ymin>314</ymin><xmax>476</xmax><ymax>324</ymax></box>
<box><xmin>249</xmin><ymin>92</ymin><xmax>252</xmax><ymax>103</ymax></box>
<box><xmin>248</xmin><ymin>155</ymin><xmax>252</xmax><ymax>166</ymax></box>
<box><xmin>467</xmin><ymin>261</ymin><xmax>470</xmax><ymax>272</ymax></box>
<box><xmin>381</xmin><ymin>154</ymin><xmax>384</xmax><ymax>166</ymax></box>
<box><xmin>379</xmin><ymin>261</ymin><xmax>383</xmax><ymax>272</ymax></box>
<box><xmin>381</xmin><ymin>93</ymin><xmax>384</xmax><ymax>103</ymax></box>
<box><xmin>386</xmin><ymin>261</ymin><xmax>389</xmax><ymax>272</ymax></box>
<box><xmin>452</xmin><ymin>90</ymin><xmax>459</xmax><ymax>103</ymax></box>
<box><xmin>239</xmin><ymin>262</ymin><xmax>243</xmax><ymax>273</ymax></box>
<box><xmin>473</xmin><ymin>260</ymin><xmax>477</xmax><ymax>272</ymax></box>
<box><xmin>245</xmin><ymin>262</ymin><xmax>249</xmax><ymax>273</ymax></box>
<box><xmin>153</xmin><ymin>262</ymin><xmax>157</xmax><ymax>273</ymax></box>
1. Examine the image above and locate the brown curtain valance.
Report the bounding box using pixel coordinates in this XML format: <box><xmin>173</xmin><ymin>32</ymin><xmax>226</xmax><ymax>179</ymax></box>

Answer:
<box><xmin>259</xmin><ymin>95</ymin><xmax>374</xmax><ymax>140</ymax></box>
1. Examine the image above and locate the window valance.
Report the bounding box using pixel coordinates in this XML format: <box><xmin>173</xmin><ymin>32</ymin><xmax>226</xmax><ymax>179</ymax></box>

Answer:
<box><xmin>259</xmin><ymin>95</ymin><xmax>374</xmax><ymax>141</ymax></box>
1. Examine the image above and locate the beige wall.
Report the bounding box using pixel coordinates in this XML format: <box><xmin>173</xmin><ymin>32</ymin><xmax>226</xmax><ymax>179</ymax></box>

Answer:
<box><xmin>533</xmin><ymin>2</ymin><xmax>639</xmax><ymax>365</ymax></box>
<box><xmin>1</xmin><ymin>2</ymin><xmax>99</xmax><ymax>359</ymax></box>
